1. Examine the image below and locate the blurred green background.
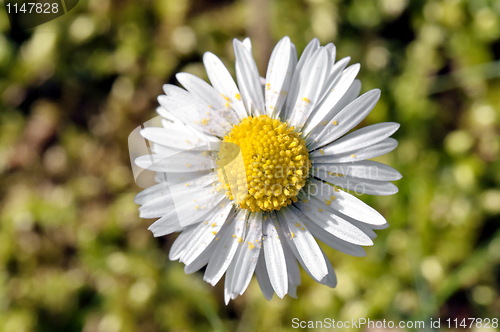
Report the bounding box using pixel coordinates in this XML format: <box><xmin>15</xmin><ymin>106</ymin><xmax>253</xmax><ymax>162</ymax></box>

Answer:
<box><xmin>1</xmin><ymin>0</ymin><xmax>499</xmax><ymax>331</ymax></box>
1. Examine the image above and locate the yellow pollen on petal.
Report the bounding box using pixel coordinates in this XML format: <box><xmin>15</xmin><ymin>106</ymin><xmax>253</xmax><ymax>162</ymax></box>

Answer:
<box><xmin>216</xmin><ymin>115</ymin><xmax>311</xmax><ymax>212</ymax></box>
<box><xmin>332</xmin><ymin>120</ymin><xmax>338</xmax><ymax>125</ymax></box>
<box><xmin>235</xmin><ymin>93</ymin><xmax>241</xmax><ymax>100</ymax></box>
<box><xmin>328</xmin><ymin>172</ymin><xmax>344</xmax><ymax>177</ymax></box>
<box><xmin>324</xmin><ymin>196</ymin><xmax>336</xmax><ymax>205</ymax></box>
<box><xmin>301</xmin><ymin>97</ymin><xmax>311</xmax><ymax>103</ymax></box>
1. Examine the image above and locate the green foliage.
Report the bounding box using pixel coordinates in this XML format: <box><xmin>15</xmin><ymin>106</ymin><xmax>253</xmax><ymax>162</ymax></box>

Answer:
<box><xmin>0</xmin><ymin>0</ymin><xmax>499</xmax><ymax>331</ymax></box>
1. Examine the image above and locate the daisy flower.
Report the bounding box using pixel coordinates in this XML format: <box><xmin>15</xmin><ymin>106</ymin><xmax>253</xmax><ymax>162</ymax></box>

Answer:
<box><xmin>134</xmin><ymin>37</ymin><xmax>401</xmax><ymax>303</ymax></box>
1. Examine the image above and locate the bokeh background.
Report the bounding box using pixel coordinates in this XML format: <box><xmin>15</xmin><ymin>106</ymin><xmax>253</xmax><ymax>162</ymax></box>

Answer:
<box><xmin>1</xmin><ymin>0</ymin><xmax>499</xmax><ymax>331</ymax></box>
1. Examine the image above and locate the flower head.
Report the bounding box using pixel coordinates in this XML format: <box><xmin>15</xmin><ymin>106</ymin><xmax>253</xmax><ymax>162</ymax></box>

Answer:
<box><xmin>134</xmin><ymin>37</ymin><xmax>401</xmax><ymax>303</ymax></box>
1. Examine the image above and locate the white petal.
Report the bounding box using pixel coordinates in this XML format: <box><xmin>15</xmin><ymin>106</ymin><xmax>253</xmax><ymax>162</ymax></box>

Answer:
<box><xmin>160</xmin><ymin>115</ymin><xmax>220</xmax><ymax>145</ymax></box>
<box><xmin>135</xmin><ymin>149</ymin><xmax>216</xmax><ymax>173</ymax></box>
<box><xmin>223</xmin><ymin>284</ymin><xmax>232</xmax><ymax>305</ymax></box>
<box><xmin>225</xmin><ymin>212</ymin><xmax>262</xmax><ymax>296</ymax></box>
<box><xmin>335</xmin><ymin>78</ymin><xmax>362</xmax><ymax>110</ymax></box>
<box><xmin>146</xmin><ymin>190</ymin><xmax>226</xmax><ymax>234</ymax></box>
<box><xmin>281</xmin><ymin>239</ymin><xmax>301</xmax><ymax>289</ymax></box>
<box><xmin>319</xmin><ymin>251</ymin><xmax>337</xmax><ymax>287</ymax></box>
<box><xmin>135</xmin><ymin>181</ymin><xmax>169</xmax><ymax>205</ymax></box>
<box><xmin>317</xmin><ymin>56</ymin><xmax>352</xmax><ymax>96</ymax></box>
<box><xmin>301</xmin><ymin>215</ymin><xmax>366</xmax><ymax>256</ymax></box>
<box><xmin>300</xmin><ymin>181</ymin><xmax>379</xmax><ymax>239</ymax></box>
<box><xmin>306</xmin><ymin>78</ymin><xmax>362</xmax><ymax>142</ymax></box>
<box><xmin>176</xmin><ymin>72</ymin><xmax>239</xmax><ymax>127</ymax></box>
<box><xmin>344</xmin><ymin>218</ymin><xmax>379</xmax><ymax>238</ymax></box>
<box><xmin>312</xmin><ymin>138</ymin><xmax>399</xmax><ymax>163</ymax></box>
<box><xmin>303</xmin><ymin>59</ymin><xmax>356</xmax><ymax>135</ymax></box>
<box><xmin>296</xmin><ymin>38</ymin><xmax>320</xmax><ymax>73</ymax></box>
<box><xmin>138</xmin><ymin>192</ymin><xmax>174</xmax><ymax>218</ymax></box>
<box><xmin>169</xmin><ymin>223</ymin><xmax>198</xmax><ymax>260</ymax></box>
<box><xmin>179</xmin><ymin>203</ymin><xmax>233</xmax><ymax>265</ymax></box>
<box><xmin>305</xmin><ymin>179</ymin><xmax>387</xmax><ymax>226</ymax></box>
<box><xmin>157</xmin><ymin>89</ymin><xmax>192</xmax><ymax>117</ymax></box>
<box><xmin>265</xmin><ymin>36</ymin><xmax>294</xmax><ymax>117</ymax></box>
<box><xmin>312</xmin><ymin>43</ymin><xmax>338</xmax><ymax>105</ymax></box>
<box><xmin>140</xmin><ymin>126</ymin><xmax>217</xmax><ymax>151</ymax></box>
<box><xmin>282</xmin><ymin>38</ymin><xmax>320</xmax><ymax>119</ymax></box>
<box><xmin>242</xmin><ymin>37</ymin><xmax>252</xmax><ymax>51</ymax></box>
<box><xmin>156</xmin><ymin>106</ymin><xmax>177</xmax><ymax>123</ymax></box>
<box><xmin>233</xmin><ymin>40</ymin><xmax>265</xmax><ymax>115</ymax></box>
<box><xmin>325</xmin><ymin>43</ymin><xmax>337</xmax><ymax>73</ymax></box>
<box><xmin>294</xmin><ymin>197</ymin><xmax>373</xmax><ymax>246</ymax></box>
<box><xmin>154</xmin><ymin>170</ymin><xmax>213</xmax><ymax>188</ymax></box>
<box><xmin>263</xmin><ymin>215</ymin><xmax>288</xmax><ymax>298</ymax></box>
<box><xmin>311</xmin><ymin>122</ymin><xmax>400</xmax><ymax>158</ymax></box>
<box><xmin>176</xmin><ymin>73</ymin><xmax>224</xmax><ymax>107</ymax></box>
<box><xmin>204</xmin><ymin>209</ymin><xmax>248</xmax><ymax>286</ymax></box>
<box><xmin>277</xmin><ymin>208</ymin><xmax>328</xmax><ymax>281</ymax></box>
<box><xmin>255</xmin><ymin>253</ymin><xmax>274</xmax><ymax>300</ymax></box>
<box><xmin>310</xmin><ymin>89</ymin><xmax>381</xmax><ymax>149</ymax></box>
<box><xmin>158</xmin><ymin>86</ymin><xmax>226</xmax><ymax>137</ymax></box>
<box><xmin>161</xmin><ymin>84</ymin><xmax>190</xmax><ymax>102</ymax></box>
<box><xmin>184</xmin><ymin>240</ymin><xmax>216</xmax><ymax>274</ymax></box>
<box><xmin>288</xmin><ymin>47</ymin><xmax>330</xmax><ymax>128</ymax></box>
<box><xmin>139</xmin><ymin>170</ymin><xmax>217</xmax><ymax>215</ymax></box>
<box><xmin>288</xmin><ymin>285</ymin><xmax>298</xmax><ymax>298</ymax></box>
<box><xmin>203</xmin><ymin>52</ymin><xmax>248</xmax><ymax>119</ymax></box>
<box><xmin>173</xmin><ymin>222</ymin><xmax>216</xmax><ymax>268</ymax></box>
<box><xmin>314</xmin><ymin>169</ymin><xmax>399</xmax><ymax>195</ymax></box>
<box><xmin>312</xmin><ymin>160</ymin><xmax>402</xmax><ymax>181</ymax></box>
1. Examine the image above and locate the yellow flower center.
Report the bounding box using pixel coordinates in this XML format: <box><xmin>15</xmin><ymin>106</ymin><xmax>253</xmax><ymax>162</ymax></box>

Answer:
<box><xmin>217</xmin><ymin>115</ymin><xmax>311</xmax><ymax>212</ymax></box>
